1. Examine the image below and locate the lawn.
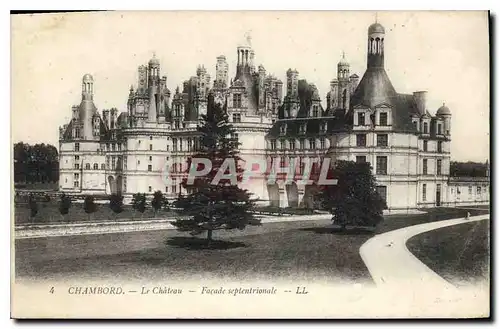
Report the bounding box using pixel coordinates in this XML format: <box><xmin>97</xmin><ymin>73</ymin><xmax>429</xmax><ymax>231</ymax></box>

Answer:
<box><xmin>406</xmin><ymin>219</ymin><xmax>490</xmax><ymax>286</ymax></box>
<box><xmin>15</xmin><ymin>207</ymin><xmax>489</xmax><ymax>283</ymax></box>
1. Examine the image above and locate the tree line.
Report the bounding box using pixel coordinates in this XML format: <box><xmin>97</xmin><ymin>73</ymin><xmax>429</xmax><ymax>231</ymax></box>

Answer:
<box><xmin>450</xmin><ymin>161</ymin><xmax>489</xmax><ymax>177</ymax></box>
<box><xmin>14</xmin><ymin>142</ymin><xmax>59</xmax><ymax>184</ymax></box>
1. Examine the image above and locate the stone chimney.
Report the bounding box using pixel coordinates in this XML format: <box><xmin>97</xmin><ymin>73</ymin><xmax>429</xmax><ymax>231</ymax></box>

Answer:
<box><xmin>413</xmin><ymin>91</ymin><xmax>427</xmax><ymax>115</ymax></box>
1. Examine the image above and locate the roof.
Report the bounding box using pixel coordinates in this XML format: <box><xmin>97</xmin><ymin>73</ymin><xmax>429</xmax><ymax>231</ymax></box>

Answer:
<box><xmin>368</xmin><ymin>22</ymin><xmax>385</xmax><ymax>34</ymax></box>
<box><xmin>267</xmin><ymin>116</ymin><xmax>349</xmax><ymax>139</ymax></box>
<box><xmin>437</xmin><ymin>104</ymin><xmax>451</xmax><ymax>116</ymax></box>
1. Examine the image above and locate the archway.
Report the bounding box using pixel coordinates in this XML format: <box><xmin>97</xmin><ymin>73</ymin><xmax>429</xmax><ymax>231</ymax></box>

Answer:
<box><xmin>267</xmin><ymin>183</ymin><xmax>280</xmax><ymax>207</ymax></box>
<box><xmin>116</xmin><ymin>176</ymin><xmax>123</xmax><ymax>195</ymax></box>
<box><xmin>108</xmin><ymin>176</ymin><xmax>116</xmax><ymax>194</ymax></box>
<box><xmin>286</xmin><ymin>182</ymin><xmax>299</xmax><ymax>208</ymax></box>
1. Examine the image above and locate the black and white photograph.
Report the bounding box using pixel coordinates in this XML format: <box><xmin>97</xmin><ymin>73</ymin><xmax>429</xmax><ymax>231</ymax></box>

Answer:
<box><xmin>10</xmin><ymin>10</ymin><xmax>490</xmax><ymax>319</ymax></box>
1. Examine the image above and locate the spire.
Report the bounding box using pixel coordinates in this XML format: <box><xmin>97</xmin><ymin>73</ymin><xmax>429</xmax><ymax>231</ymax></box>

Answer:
<box><xmin>375</xmin><ymin>12</ymin><xmax>378</xmax><ymax>23</ymax></box>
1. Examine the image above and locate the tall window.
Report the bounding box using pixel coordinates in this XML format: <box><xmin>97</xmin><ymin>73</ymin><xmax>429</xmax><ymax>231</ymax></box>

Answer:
<box><xmin>233</xmin><ymin>113</ymin><xmax>241</xmax><ymax>123</ymax></box>
<box><xmin>437</xmin><ymin>124</ymin><xmax>442</xmax><ymax>135</ymax></box>
<box><xmin>74</xmin><ymin>143</ymin><xmax>80</xmax><ymax>151</ymax></box>
<box><xmin>312</xmin><ymin>105</ymin><xmax>319</xmax><ymax>117</ymax></box>
<box><xmin>320</xmin><ymin>138</ymin><xmax>326</xmax><ymax>149</ymax></box>
<box><xmin>101</xmin><ymin>163</ymin><xmax>105</xmax><ymax>170</ymax></box>
<box><xmin>187</xmin><ymin>138</ymin><xmax>193</xmax><ymax>151</ymax></box>
<box><xmin>376</xmin><ymin>156</ymin><xmax>388</xmax><ymax>175</ymax></box>
<box><xmin>148</xmin><ymin>165</ymin><xmax>152</xmax><ymax>172</ymax></box>
<box><xmin>175</xmin><ymin>121</ymin><xmax>180</xmax><ymax>129</ymax></box>
<box><xmin>309</xmin><ymin>138</ymin><xmax>316</xmax><ymax>150</ymax></box>
<box><xmin>423</xmin><ymin>122</ymin><xmax>429</xmax><ymax>134</ymax></box>
<box><xmin>174</xmin><ymin>104</ymin><xmax>181</xmax><ymax>117</ymax></box>
<box><xmin>356</xmin><ymin>155</ymin><xmax>366</xmax><ymax>163</ymax></box>
<box><xmin>74</xmin><ymin>155</ymin><xmax>80</xmax><ymax>161</ymax></box>
<box><xmin>437</xmin><ymin>159</ymin><xmax>442</xmax><ymax>175</ymax></box>
<box><xmin>149</xmin><ymin>144</ymin><xmax>153</xmax><ymax>151</ymax></box>
<box><xmin>85</xmin><ymin>163</ymin><xmax>90</xmax><ymax>170</ymax></box>
<box><xmin>437</xmin><ymin>141</ymin><xmax>443</xmax><ymax>153</ymax></box>
<box><xmin>280</xmin><ymin>140</ymin><xmax>285</xmax><ymax>150</ymax></box>
<box><xmin>149</xmin><ymin>186</ymin><xmax>152</xmax><ymax>192</ymax></box>
<box><xmin>172</xmin><ymin>138</ymin><xmax>178</xmax><ymax>152</ymax></box>
<box><xmin>379</xmin><ymin>112</ymin><xmax>388</xmax><ymax>126</ymax></box>
<box><xmin>423</xmin><ymin>140</ymin><xmax>428</xmax><ymax>152</ymax></box>
<box><xmin>376</xmin><ymin>186</ymin><xmax>387</xmax><ymax>202</ymax></box>
<box><xmin>289</xmin><ymin>139</ymin><xmax>296</xmax><ymax>150</ymax></box>
<box><xmin>112</xmin><ymin>156</ymin><xmax>116</xmax><ymax>169</ymax></box>
<box><xmin>422</xmin><ymin>184</ymin><xmax>427</xmax><ymax>201</ymax></box>
<box><xmin>357</xmin><ymin>112</ymin><xmax>365</xmax><ymax>126</ymax></box>
<box><xmin>423</xmin><ymin>159</ymin><xmax>428</xmax><ymax>175</ymax></box>
<box><xmin>356</xmin><ymin>134</ymin><xmax>367</xmax><ymax>147</ymax></box>
<box><xmin>233</xmin><ymin>94</ymin><xmax>242</xmax><ymax>108</ymax></box>
<box><xmin>377</xmin><ymin>134</ymin><xmax>388</xmax><ymax>147</ymax></box>
<box><xmin>74</xmin><ymin>163</ymin><xmax>80</xmax><ymax>170</ymax></box>
<box><xmin>300</xmin><ymin>139</ymin><xmax>305</xmax><ymax>149</ymax></box>
<box><xmin>270</xmin><ymin>140</ymin><xmax>277</xmax><ymax>150</ymax></box>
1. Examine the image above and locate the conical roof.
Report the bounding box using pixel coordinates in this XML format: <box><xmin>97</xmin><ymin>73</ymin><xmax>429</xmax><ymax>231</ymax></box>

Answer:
<box><xmin>351</xmin><ymin>68</ymin><xmax>397</xmax><ymax>108</ymax></box>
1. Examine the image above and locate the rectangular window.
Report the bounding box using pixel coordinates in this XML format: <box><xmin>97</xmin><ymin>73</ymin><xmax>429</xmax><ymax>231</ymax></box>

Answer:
<box><xmin>309</xmin><ymin>138</ymin><xmax>316</xmax><ymax>150</ymax></box>
<box><xmin>112</xmin><ymin>143</ymin><xmax>116</xmax><ymax>151</ymax></box>
<box><xmin>356</xmin><ymin>134</ymin><xmax>366</xmax><ymax>147</ymax></box>
<box><xmin>299</xmin><ymin>124</ymin><xmax>307</xmax><ymax>134</ymax></box>
<box><xmin>74</xmin><ymin>155</ymin><xmax>80</xmax><ymax>161</ymax></box>
<box><xmin>74</xmin><ymin>143</ymin><xmax>80</xmax><ymax>151</ymax></box>
<box><xmin>312</xmin><ymin>105</ymin><xmax>319</xmax><ymax>117</ymax></box>
<box><xmin>148</xmin><ymin>186</ymin><xmax>152</xmax><ymax>192</ymax></box>
<box><xmin>477</xmin><ymin>186</ymin><xmax>481</xmax><ymax>194</ymax></box>
<box><xmin>74</xmin><ymin>181</ymin><xmax>79</xmax><ymax>188</ymax></box>
<box><xmin>233</xmin><ymin>94</ymin><xmax>242</xmax><ymax>108</ymax></box>
<box><xmin>423</xmin><ymin>140</ymin><xmax>428</xmax><ymax>152</ymax></box>
<box><xmin>289</xmin><ymin>140</ymin><xmax>295</xmax><ymax>150</ymax></box>
<box><xmin>320</xmin><ymin>138</ymin><xmax>326</xmax><ymax>149</ymax></box>
<box><xmin>376</xmin><ymin>186</ymin><xmax>387</xmax><ymax>202</ymax></box>
<box><xmin>423</xmin><ymin>122</ymin><xmax>429</xmax><ymax>134</ymax></box>
<box><xmin>438</xmin><ymin>124</ymin><xmax>442</xmax><ymax>135</ymax></box>
<box><xmin>379</xmin><ymin>112</ymin><xmax>388</xmax><ymax>126</ymax></box>
<box><xmin>357</xmin><ymin>112</ymin><xmax>365</xmax><ymax>126</ymax></box>
<box><xmin>111</xmin><ymin>156</ymin><xmax>116</xmax><ymax>169</ymax></box>
<box><xmin>149</xmin><ymin>144</ymin><xmax>153</xmax><ymax>151</ymax></box>
<box><xmin>74</xmin><ymin>163</ymin><xmax>80</xmax><ymax>170</ymax></box>
<box><xmin>299</xmin><ymin>161</ymin><xmax>305</xmax><ymax>175</ymax></box>
<box><xmin>438</xmin><ymin>141</ymin><xmax>443</xmax><ymax>153</ymax></box>
<box><xmin>422</xmin><ymin>184</ymin><xmax>427</xmax><ymax>201</ymax></box>
<box><xmin>232</xmin><ymin>113</ymin><xmax>241</xmax><ymax>123</ymax></box>
<box><xmin>423</xmin><ymin>159</ymin><xmax>428</xmax><ymax>175</ymax></box>
<box><xmin>437</xmin><ymin>159</ymin><xmax>442</xmax><ymax>175</ymax></box>
<box><xmin>175</xmin><ymin>121</ymin><xmax>180</xmax><ymax>129</ymax></box>
<box><xmin>300</xmin><ymin>139</ymin><xmax>305</xmax><ymax>149</ymax></box>
<box><xmin>172</xmin><ymin>184</ymin><xmax>177</xmax><ymax>194</ymax></box>
<box><xmin>172</xmin><ymin>138</ymin><xmax>177</xmax><ymax>152</ymax></box>
<box><xmin>270</xmin><ymin>140</ymin><xmax>276</xmax><ymax>150</ymax></box>
<box><xmin>280</xmin><ymin>140</ymin><xmax>285</xmax><ymax>150</ymax></box>
<box><xmin>356</xmin><ymin>156</ymin><xmax>366</xmax><ymax>163</ymax></box>
<box><xmin>376</xmin><ymin>156</ymin><xmax>388</xmax><ymax>175</ymax></box>
<box><xmin>468</xmin><ymin>186</ymin><xmax>472</xmax><ymax>195</ymax></box>
<box><xmin>148</xmin><ymin>165</ymin><xmax>152</xmax><ymax>172</ymax></box>
<box><xmin>165</xmin><ymin>186</ymin><xmax>168</xmax><ymax>193</ymax></box>
<box><xmin>74</xmin><ymin>173</ymin><xmax>79</xmax><ymax>180</ymax></box>
<box><xmin>377</xmin><ymin>134</ymin><xmax>388</xmax><ymax>147</ymax></box>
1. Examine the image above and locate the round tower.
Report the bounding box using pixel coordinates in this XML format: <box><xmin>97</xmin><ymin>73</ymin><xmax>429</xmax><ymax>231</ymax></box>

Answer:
<box><xmin>367</xmin><ymin>22</ymin><xmax>385</xmax><ymax>69</ymax></box>
<box><xmin>436</xmin><ymin>103</ymin><xmax>452</xmax><ymax>136</ymax></box>
<box><xmin>337</xmin><ymin>51</ymin><xmax>350</xmax><ymax>80</ymax></box>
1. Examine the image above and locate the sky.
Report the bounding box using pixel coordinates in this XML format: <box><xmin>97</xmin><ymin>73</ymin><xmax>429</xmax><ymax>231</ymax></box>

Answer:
<box><xmin>11</xmin><ymin>11</ymin><xmax>489</xmax><ymax>162</ymax></box>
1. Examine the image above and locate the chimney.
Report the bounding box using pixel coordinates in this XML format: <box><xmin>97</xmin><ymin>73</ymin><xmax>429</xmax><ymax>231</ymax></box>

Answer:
<box><xmin>413</xmin><ymin>91</ymin><xmax>427</xmax><ymax>115</ymax></box>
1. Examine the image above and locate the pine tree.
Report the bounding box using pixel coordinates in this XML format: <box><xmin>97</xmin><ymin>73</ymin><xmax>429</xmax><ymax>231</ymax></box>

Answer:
<box><xmin>59</xmin><ymin>193</ymin><xmax>72</xmax><ymax>220</ymax></box>
<box><xmin>319</xmin><ymin>160</ymin><xmax>387</xmax><ymax>230</ymax></box>
<box><xmin>83</xmin><ymin>195</ymin><xmax>98</xmax><ymax>221</ymax></box>
<box><xmin>109</xmin><ymin>193</ymin><xmax>124</xmax><ymax>218</ymax></box>
<box><xmin>171</xmin><ymin>96</ymin><xmax>260</xmax><ymax>243</ymax></box>
<box><xmin>151</xmin><ymin>190</ymin><xmax>164</xmax><ymax>216</ymax></box>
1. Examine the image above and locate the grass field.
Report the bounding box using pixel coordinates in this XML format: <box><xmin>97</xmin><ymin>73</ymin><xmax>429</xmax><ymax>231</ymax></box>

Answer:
<box><xmin>15</xmin><ymin>207</ymin><xmax>490</xmax><ymax>282</ymax></box>
<box><xmin>406</xmin><ymin>219</ymin><xmax>490</xmax><ymax>286</ymax></box>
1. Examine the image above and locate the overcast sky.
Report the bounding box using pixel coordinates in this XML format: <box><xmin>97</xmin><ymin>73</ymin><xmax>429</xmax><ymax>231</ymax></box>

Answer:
<box><xmin>11</xmin><ymin>11</ymin><xmax>489</xmax><ymax>162</ymax></box>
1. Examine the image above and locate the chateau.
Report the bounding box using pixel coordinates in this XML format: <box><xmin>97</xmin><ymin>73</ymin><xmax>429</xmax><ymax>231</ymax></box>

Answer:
<box><xmin>59</xmin><ymin>22</ymin><xmax>489</xmax><ymax>210</ymax></box>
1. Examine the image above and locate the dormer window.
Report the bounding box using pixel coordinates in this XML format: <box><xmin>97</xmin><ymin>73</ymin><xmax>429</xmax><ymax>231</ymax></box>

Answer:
<box><xmin>379</xmin><ymin>112</ymin><xmax>388</xmax><ymax>126</ymax></box>
<box><xmin>280</xmin><ymin>124</ymin><xmax>287</xmax><ymax>135</ymax></box>
<box><xmin>357</xmin><ymin>112</ymin><xmax>365</xmax><ymax>126</ymax></box>
<box><xmin>299</xmin><ymin>123</ymin><xmax>307</xmax><ymax>134</ymax></box>
<box><xmin>320</xmin><ymin>122</ymin><xmax>327</xmax><ymax>133</ymax></box>
<box><xmin>233</xmin><ymin>93</ymin><xmax>242</xmax><ymax>108</ymax></box>
<box><xmin>312</xmin><ymin>105</ymin><xmax>319</xmax><ymax>118</ymax></box>
<box><xmin>270</xmin><ymin>140</ymin><xmax>277</xmax><ymax>150</ymax></box>
<box><xmin>423</xmin><ymin>122</ymin><xmax>429</xmax><ymax>134</ymax></box>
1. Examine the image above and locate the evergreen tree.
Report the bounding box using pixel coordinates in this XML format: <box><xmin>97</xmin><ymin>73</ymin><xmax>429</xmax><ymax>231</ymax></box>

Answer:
<box><xmin>171</xmin><ymin>96</ymin><xmax>260</xmax><ymax>243</ymax></box>
<box><xmin>59</xmin><ymin>193</ymin><xmax>72</xmax><ymax>220</ymax></box>
<box><xmin>132</xmin><ymin>193</ymin><xmax>147</xmax><ymax>218</ymax></box>
<box><xmin>151</xmin><ymin>190</ymin><xmax>164</xmax><ymax>216</ymax></box>
<box><xmin>28</xmin><ymin>193</ymin><xmax>38</xmax><ymax>222</ymax></box>
<box><xmin>83</xmin><ymin>195</ymin><xmax>98</xmax><ymax>221</ymax></box>
<box><xmin>109</xmin><ymin>193</ymin><xmax>124</xmax><ymax>218</ymax></box>
<box><xmin>319</xmin><ymin>160</ymin><xmax>387</xmax><ymax>230</ymax></box>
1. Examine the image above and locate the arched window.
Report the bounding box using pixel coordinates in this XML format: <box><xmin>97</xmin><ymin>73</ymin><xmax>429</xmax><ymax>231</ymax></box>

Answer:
<box><xmin>376</xmin><ymin>37</ymin><xmax>380</xmax><ymax>54</ymax></box>
<box><xmin>93</xmin><ymin>163</ymin><xmax>98</xmax><ymax>170</ymax></box>
<box><xmin>370</xmin><ymin>38</ymin><xmax>375</xmax><ymax>53</ymax></box>
<box><xmin>101</xmin><ymin>163</ymin><xmax>105</xmax><ymax>170</ymax></box>
<box><xmin>85</xmin><ymin>163</ymin><xmax>90</xmax><ymax>170</ymax></box>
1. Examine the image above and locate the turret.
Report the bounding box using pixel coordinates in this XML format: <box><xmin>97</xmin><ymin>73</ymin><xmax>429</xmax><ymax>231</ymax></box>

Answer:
<box><xmin>286</xmin><ymin>68</ymin><xmax>299</xmax><ymax>98</ymax></box>
<box><xmin>436</xmin><ymin>103</ymin><xmax>452</xmax><ymax>136</ymax></box>
<box><xmin>367</xmin><ymin>22</ymin><xmax>385</xmax><ymax>69</ymax></box>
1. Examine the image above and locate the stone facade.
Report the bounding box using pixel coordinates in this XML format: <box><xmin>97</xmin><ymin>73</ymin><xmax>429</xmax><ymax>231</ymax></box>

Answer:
<box><xmin>59</xmin><ymin>22</ymin><xmax>489</xmax><ymax>209</ymax></box>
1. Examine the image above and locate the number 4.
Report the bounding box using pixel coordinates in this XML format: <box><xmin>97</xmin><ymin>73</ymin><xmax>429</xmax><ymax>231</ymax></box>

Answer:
<box><xmin>49</xmin><ymin>287</ymin><xmax>54</xmax><ymax>294</ymax></box>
